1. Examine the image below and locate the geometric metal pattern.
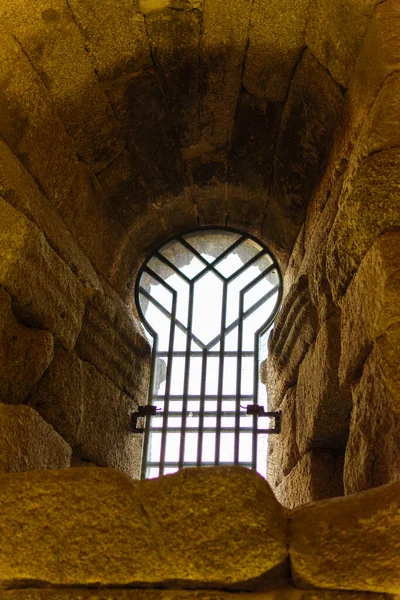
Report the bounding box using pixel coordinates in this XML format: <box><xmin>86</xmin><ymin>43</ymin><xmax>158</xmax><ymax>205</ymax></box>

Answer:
<box><xmin>135</xmin><ymin>227</ymin><xmax>282</xmax><ymax>479</ymax></box>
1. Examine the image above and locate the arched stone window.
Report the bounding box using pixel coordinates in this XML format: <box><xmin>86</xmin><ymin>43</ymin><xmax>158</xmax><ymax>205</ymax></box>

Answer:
<box><xmin>135</xmin><ymin>228</ymin><xmax>282</xmax><ymax>478</ymax></box>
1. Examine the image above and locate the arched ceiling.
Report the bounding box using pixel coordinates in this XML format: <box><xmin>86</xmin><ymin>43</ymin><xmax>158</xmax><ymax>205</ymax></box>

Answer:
<box><xmin>0</xmin><ymin>0</ymin><xmax>381</xmax><ymax>275</ymax></box>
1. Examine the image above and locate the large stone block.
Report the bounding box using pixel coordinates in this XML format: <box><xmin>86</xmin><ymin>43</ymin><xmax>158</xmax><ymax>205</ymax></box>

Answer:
<box><xmin>199</xmin><ymin>0</ymin><xmax>252</xmax><ymax>147</ymax></box>
<box><xmin>340</xmin><ymin>232</ymin><xmax>400</xmax><ymax>385</ymax></box>
<box><xmin>146</xmin><ymin>7</ymin><xmax>201</xmax><ymax>148</ymax></box>
<box><xmin>265</xmin><ymin>50</ymin><xmax>343</xmax><ymax>260</ymax></box>
<box><xmin>326</xmin><ymin>149</ymin><xmax>400</xmax><ymax>302</ymax></box>
<box><xmin>0</xmin><ymin>466</ymin><xmax>288</xmax><ymax>589</ymax></box>
<box><xmin>243</xmin><ymin>0</ymin><xmax>309</xmax><ymax>101</ymax></box>
<box><xmin>344</xmin><ymin>332</ymin><xmax>400</xmax><ymax>494</ymax></box>
<box><xmin>67</xmin><ymin>0</ymin><xmax>152</xmax><ymax>81</ymax></box>
<box><xmin>75</xmin><ymin>290</ymin><xmax>150</xmax><ymax>397</ymax></box>
<box><xmin>0</xmin><ymin>288</ymin><xmax>53</xmax><ymax>404</ymax></box>
<box><xmin>1</xmin><ymin>0</ymin><xmax>124</xmax><ymax>172</ymax></box>
<box><xmin>0</xmin><ymin>139</ymin><xmax>102</xmax><ymax>292</ymax></box>
<box><xmin>0</xmin><ymin>32</ymin><xmax>76</xmax><ymax>204</ymax></box>
<box><xmin>0</xmin><ymin>199</ymin><xmax>85</xmax><ymax>350</ymax></box>
<box><xmin>305</xmin><ymin>0</ymin><xmax>381</xmax><ymax>88</ymax></box>
<box><xmin>290</xmin><ymin>479</ymin><xmax>400</xmax><ymax>594</ymax></box>
<box><xmin>274</xmin><ymin>449</ymin><xmax>344</xmax><ymax>509</ymax></box>
<box><xmin>59</xmin><ymin>163</ymin><xmax>140</xmax><ymax>300</ymax></box>
<box><xmin>296</xmin><ymin>312</ymin><xmax>351</xmax><ymax>454</ymax></box>
<box><xmin>363</xmin><ymin>71</ymin><xmax>400</xmax><ymax>156</ymax></box>
<box><xmin>283</xmin><ymin>224</ymin><xmax>305</xmax><ymax>297</ymax></box>
<box><xmin>107</xmin><ymin>70</ymin><xmax>183</xmax><ymax>199</ymax></box>
<box><xmin>0</xmin><ymin>404</ymin><xmax>71</xmax><ymax>473</ymax></box>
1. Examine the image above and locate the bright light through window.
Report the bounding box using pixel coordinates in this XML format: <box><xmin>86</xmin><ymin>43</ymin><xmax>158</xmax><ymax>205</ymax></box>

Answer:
<box><xmin>136</xmin><ymin>228</ymin><xmax>282</xmax><ymax>479</ymax></box>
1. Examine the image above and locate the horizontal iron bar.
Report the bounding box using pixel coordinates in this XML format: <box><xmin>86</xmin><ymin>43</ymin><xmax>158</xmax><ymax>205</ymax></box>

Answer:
<box><xmin>153</xmin><ymin>394</ymin><xmax>255</xmax><ymax>400</ymax></box>
<box><xmin>150</xmin><ymin>411</ymin><xmax>255</xmax><ymax>417</ymax></box>
<box><xmin>150</xmin><ymin>427</ymin><xmax>255</xmax><ymax>433</ymax></box>
<box><xmin>147</xmin><ymin>461</ymin><xmax>253</xmax><ymax>468</ymax></box>
<box><xmin>156</xmin><ymin>351</ymin><xmax>256</xmax><ymax>358</ymax></box>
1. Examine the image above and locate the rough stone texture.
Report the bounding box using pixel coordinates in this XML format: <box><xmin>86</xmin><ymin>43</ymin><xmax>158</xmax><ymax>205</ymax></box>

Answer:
<box><xmin>283</xmin><ymin>224</ymin><xmax>305</xmax><ymax>297</ymax></box>
<box><xmin>344</xmin><ymin>332</ymin><xmax>400</xmax><ymax>494</ymax></box>
<box><xmin>305</xmin><ymin>0</ymin><xmax>381</xmax><ymax>88</ymax></box>
<box><xmin>107</xmin><ymin>69</ymin><xmax>183</xmax><ymax>200</ymax></box>
<box><xmin>0</xmin><ymin>139</ymin><xmax>102</xmax><ymax>292</ymax></box>
<box><xmin>0</xmin><ymin>589</ymin><xmax>391</xmax><ymax>599</ymax></box>
<box><xmin>340</xmin><ymin>232</ymin><xmax>400</xmax><ymax>386</ymax></box>
<box><xmin>0</xmin><ymin>466</ymin><xmax>288</xmax><ymax>589</ymax></box>
<box><xmin>146</xmin><ymin>7</ymin><xmax>201</xmax><ymax>148</ymax></box>
<box><xmin>29</xmin><ymin>348</ymin><xmax>142</xmax><ymax>477</ymax></box>
<box><xmin>0</xmin><ymin>199</ymin><xmax>85</xmax><ymax>350</ymax></box>
<box><xmin>67</xmin><ymin>0</ymin><xmax>152</xmax><ymax>81</ymax></box>
<box><xmin>58</xmin><ymin>163</ymin><xmax>140</xmax><ymax>300</ymax></box>
<box><xmin>243</xmin><ymin>0</ymin><xmax>309</xmax><ymax>101</ymax></box>
<box><xmin>291</xmin><ymin>480</ymin><xmax>400</xmax><ymax>594</ymax></box>
<box><xmin>199</xmin><ymin>0</ymin><xmax>252</xmax><ymax>148</ymax></box>
<box><xmin>0</xmin><ymin>288</ymin><xmax>54</xmax><ymax>404</ymax></box>
<box><xmin>274</xmin><ymin>450</ymin><xmax>344</xmax><ymax>509</ymax></box>
<box><xmin>0</xmin><ymin>32</ymin><xmax>76</xmax><ymax>204</ymax></box>
<box><xmin>265</xmin><ymin>50</ymin><xmax>343</xmax><ymax>261</ymax></box>
<box><xmin>296</xmin><ymin>312</ymin><xmax>351</xmax><ymax>454</ymax></box>
<box><xmin>326</xmin><ymin>149</ymin><xmax>400</xmax><ymax>302</ymax></box>
<box><xmin>75</xmin><ymin>290</ymin><xmax>151</xmax><ymax>397</ymax></box>
<box><xmin>266</xmin><ymin>387</ymin><xmax>301</xmax><ymax>489</ymax></box>
<box><xmin>363</xmin><ymin>71</ymin><xmax>400</xmax><ymax>156</ymax></box>
<box><xmin>0</xmin><ymin>404</ymin><xmax>72</xmax><ymax>473</ymax></box>
<box><xmin>1</xmin><ymin>0</ymin><xmax>124</xmax><ymax>172</ymax></box>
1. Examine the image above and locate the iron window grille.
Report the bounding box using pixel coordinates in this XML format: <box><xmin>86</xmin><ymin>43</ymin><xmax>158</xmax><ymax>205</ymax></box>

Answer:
<box><xmin>135</xmin><ymin>227</ymin><xmax>283</xmax><ymax>479</ymax></box>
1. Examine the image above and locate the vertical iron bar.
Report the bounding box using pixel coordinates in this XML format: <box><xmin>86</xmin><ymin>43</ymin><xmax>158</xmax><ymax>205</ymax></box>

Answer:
<box><xmin>234</xmin><ymin>288</ymin><xmax>244</xmax><ymax>465</ymax></box>
<box><xmin>178</xmin><ymin>282</ymin><xmax>194</xmax><ymax>469</ymax></box>
<box><xmin>251</xmin><ymin>331</ymin><xmax>259</xmax><ymax>470</ymax></box>
<box><xmin>215</xmin><ymin>281</ymin><xmax>228</xmax><ymax>465</ymax></box>
<box><xmin>140</xmin><ymin>332</ymin><xmax>159</xmax><ymax>479</ymax></box>
<box><xmin>197</xmin><ymin>348</ymin><xmax>208</xmax><ymax>465</ymax></box>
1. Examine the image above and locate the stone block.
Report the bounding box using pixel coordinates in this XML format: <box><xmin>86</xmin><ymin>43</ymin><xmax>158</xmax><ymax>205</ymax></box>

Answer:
<box><xmin>344</xmin><ymin>333</ymin><xmax>400</xmax><ymax>494</ymax></box>
<box><xmin>266</xmin><ymin>387</ymin><xmax>301</xmax><ymax>489</ymax></box>
<box><xmin>0</xmin><ymin>139</ymin><xmax>102</xmax><ymax>292</ymax></box>
<box><xmin>59</xmin><ymin>163</ymin><xmax>140</xmax><ymax>301</ymax></box>
<box><xmin>340</xmin><ymin>232</ymin><xmax>400</xmax><ymax>386</ymax></box>
<box><xmin>0</xmin><ymin>466</ymin><xmax>288</xmax><ymax>589</ymax></box>
<box><xmin>290</xmin><ymin>479</ymin><xmax>400</xmax><ymax>594</ymax></box>
<box><xmin>107</xmin><ymin>70</ymin><xmax>183</xmax><ymax>199</ymax></box>
<box><xmin>283</xmin><ymin>224</ymin><xmax>305</xmax><ymax>297</ymax></box>
<box><xmin>67</xmin><ymin>0</ymin><xmax>152</xmax><ymax>81</ymax></box>
<box><xmin>274</xmin><ymin>449</ymin><xmax>344</xmax><ymax>509</ymax></box>
<box><xmin>243</xmin><ymin>0</ymin><xmax>309</xmax><ymax>101</ymax></box>
<box><xmin>146</xmin><ymin>7</ymin><xmax>201</xmax><ymax>147</ymax></box>
<box><xmin>326</xmin><ymin>149</ymin><xmax>400</xmax><ymax>302</ymax></box>
<box><xmin>1</xmin><ymin>0</ymin><xmax>124</xmax><ymax>172</ymax></box>
<box><xmin>0</xmin><ymin>199</ymin><xmax>86</xmax><ymax>350</ymax></box>
<box><xmin>199</xmin><ymin>0</ymin><xmax>252</xmax><ymax>147</ymax></box>
<box><xmin>0</xmin><ymin>404</ymin><xmax>71</xmax><ymax>473</ymax></box>
<box><xmin>296</xmin><ymin>312</ymin><xmax>351</xmax><ymax>454</ymax></box>
<box><xmin>363</xmin><ymin>71</ymin><xmax>400</xmax><ymax>155</ymax></box>
<box><xmin>0</xmin><ymin>287</ymin><xmax>53</xmax><ymax>404</ymax></box>
<box><xmin>75</xmin><ymin>290</ymin><xmax>151</xmax><ymax>397</ymax></box>
<box><xmin>0</xmin><ymin>32</ymin><xmax>76</xmax><ymax>205</ymax></box>
<box><xmin>265</xmin><ymin>50</ymin><xmax>343</xmax><ymax>260</ymax></box>
<box><xmin>305</xmin><ymin>0</ymin><xmax>381</xmax><ymax>88</ymax></box>
<box><xmin>155</xmin><ymin>192</ymin><xmax>199</xmax><ymax>235</ymax></box>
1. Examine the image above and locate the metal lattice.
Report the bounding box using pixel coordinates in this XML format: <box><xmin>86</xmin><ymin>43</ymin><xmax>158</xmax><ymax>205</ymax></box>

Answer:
<box><xmin>135</xmin><ymin>227</ymin><xmax>282</xmax><ymax>479</ymax></box>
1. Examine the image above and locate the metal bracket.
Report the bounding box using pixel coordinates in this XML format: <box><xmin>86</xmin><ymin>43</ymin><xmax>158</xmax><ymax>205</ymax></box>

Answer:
<box><xmin>131</xmin><ymin>405</ymin><xmax>161</xmax><ymax>434</ymax></box>
<box><xmin>246</xmin><ymin>405</ymin><xmax>281</xmax><ymax>434</ymax></box>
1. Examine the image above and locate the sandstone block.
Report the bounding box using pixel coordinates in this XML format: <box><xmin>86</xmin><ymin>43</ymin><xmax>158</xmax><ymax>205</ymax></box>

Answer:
<box><xmin>67</xmin><ymin>0</ymin><xmax>152</xmax><ymax>81</ymax></box>
<box><xmin>0</xmin><ymin>404</ymin><xmax>71</xmax><ymax>473</ymax></box>
<box><xmin>344</xmin><ymin>333</ymin><xmax>400</xmax><ymax>494</ymax></box>
<box><xmin>199</xmin><ymin>0</ymin><xmax>252</xmax><ymax>147</ymax></box>
<box><xmin>290</xmin><ymin>480</ymin><xmax>400</xmax><ymax>594</ymax></box>
<box><xmin>0</xmin><ymin>466</ymin><xmax>288</xmax><ymax>589</ymax></box>
<box><xmin>296</xmin><ymin>312</ymin><xmax>351</xmax><ymax>454</ymax></box>
<box><xmin>1</xmin><ymin>0</ymin><xmax>124</xmax><ymax>172</ymax></box>
<box><xmin>0</xmin><ymin>199</ymin><xmax>85</xmax><ymax>350</ymax></box>
<box><xmin>326</xmin><ymin>149</ymin><xmax>400</xmax><ymax>302</ymax></box>
<box><xmin>363</xmin><ymin>71</ymin><xmax>400</xmax><ymax>156</ymax></box>
<box><xmin>0</xmin><ymin>139</ymin><xmax>102</xmax><ymax>292</ymax></box>
<box><xmin>0</xmin><ymin>32</ymin><xmax>76</xmax><ymax>204</ymax></box>
<box><xmin>146</xmin><ymin>8</ymin><xmax>201</xmax><ymax>147</ymax></box>
<box><xmin>283</xmin><ymin>224</ymin><xmax>305</xmax><ymax>296</ymax></box>
<box><xmin>340</xmin><ymin>232</ymin><xmax>400</xmax><ymax>385</ymax></box>
<box><xmin>274</xmin><ymin>449</ymin><xmax>344</xmax><ymax>509</ymax></box>
<box><xmin>305</xmin><ymin>0</ymin><xmax>381</xmax><ymax>88</ymax></box>
<box><xmin>265</xmin><ymin>50</ymin><xmax>343</xmax><ymax>259</ymax></box>
<box><xmin>75</xmin><ymin>290</ymin><xmax>151</xmax><ymax>397</ymax></box>
<box><xmin>243</xmin><ymin>0</ymin><xmax>309</xmax><ymax>101</ymax></box>
<box><xmin>155</xmin><ymin>192</ymin><xmax>198</xmax><ymax>236</ymax></box>
<box><xmin>59</xmin><ymin>163</ymin><xmax>140</xmax><ymax>301</ymax></box>
<box><xmin>0</xmin><ymin>288</ymin><xmax>53</xmax><ymax>404</ymax></box>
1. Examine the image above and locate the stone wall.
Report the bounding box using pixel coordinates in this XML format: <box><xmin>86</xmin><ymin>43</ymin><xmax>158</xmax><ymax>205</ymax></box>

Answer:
<box><xmin>265</xmin><ymin>0</ymin><xmax>400</xmax><ymax>505</ymax></box>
